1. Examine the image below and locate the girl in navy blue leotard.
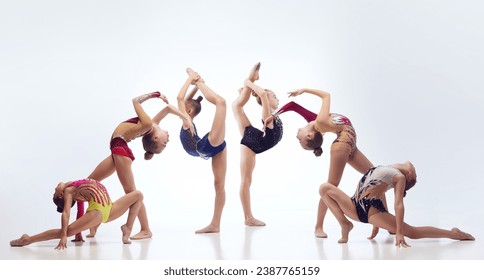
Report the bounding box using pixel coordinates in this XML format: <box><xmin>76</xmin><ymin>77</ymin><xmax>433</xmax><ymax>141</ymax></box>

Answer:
<box><xmin>177</xmin><ymin>68</ymin><xmax>227</xmax><ymax>234</ymax></box>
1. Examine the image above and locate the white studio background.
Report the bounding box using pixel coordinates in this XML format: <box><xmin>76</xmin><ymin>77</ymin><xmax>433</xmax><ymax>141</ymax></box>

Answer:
<box><xmin>1</xmin><ymin>0</ymin><xmax>483</xmax><ymax>258</ymax></box>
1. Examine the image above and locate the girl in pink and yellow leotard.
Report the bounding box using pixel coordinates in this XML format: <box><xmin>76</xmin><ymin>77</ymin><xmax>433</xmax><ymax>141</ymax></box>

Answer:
<box><xmin>9</xmin><ymin>179</ymin><xmax>144</xmax><ymax>249</ymax></box>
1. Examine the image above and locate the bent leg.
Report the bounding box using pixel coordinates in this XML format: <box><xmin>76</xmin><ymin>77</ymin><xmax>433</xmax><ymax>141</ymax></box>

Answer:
<box><xmin>84</xmin><ymin>155</ymin><xmax>116</xmax><ymax>237</ymax></box>
<box><xmin>107</xmin><ymin>191</ymin><xmax>144</xmax><ymax>244</ymax></box>
<box><xmin>320</xmin><ymin>183</ymin><xmax>359</xmax><ymax>243</ymax></box>
<box><xmin>315</xmin><ymin>146</ymin><xmax>351</xmax><ymax>237</ymax></box>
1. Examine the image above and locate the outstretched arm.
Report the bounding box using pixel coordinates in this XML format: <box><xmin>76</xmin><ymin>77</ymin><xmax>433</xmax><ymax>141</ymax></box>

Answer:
<box><xmin>393</xmin><ymin>174</ymin><xmax>409</xmax><ymax>248</ymax></box>
<box><xmin>368</xmin><ymin>194</ymin><xmax>391</xmax><ymax>240</ymax></box>
<box><xmin>276</xmin><ymin>101</ymin><xmax>317</xmax><ymax>123</ymax></box>
<box><xmin>288</xmin><ymin>88</ymin><xmax>332</xmax><ymax>131</ymax></box>
<box><xmin>56</xmin><ymin>189</ymin><xmax>74</xmax><ymax>250</ymax></box>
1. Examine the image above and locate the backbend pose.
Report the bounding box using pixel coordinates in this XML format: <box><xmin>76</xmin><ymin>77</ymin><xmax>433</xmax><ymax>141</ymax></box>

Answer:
<box><xmin>232</xmin><ymin>62</ymin><xmax>282</xmax><ymax>226</ymax></box>
<box><xmin>75</xmin><ymin>91</ymin><xmax>192</xmax><ymax>241</ymax></box>
<box><xmin>177</xmin><ymin>68</ymin><xmax>227</xmax><ymax>234</ymax></box>
<box><xmin>282</xmin><ymin>88</ymin><xmax>374</xmax><ymax>238</ymax></box>
<box><xmin>319</xmin><ymin>161</ymin><xmax>475</xmax><ymax>246</ymax></box>
<box><xmin>10</xmin><ymin>179</ymin><xmax>144</xmax><ymax>249</ymax></box>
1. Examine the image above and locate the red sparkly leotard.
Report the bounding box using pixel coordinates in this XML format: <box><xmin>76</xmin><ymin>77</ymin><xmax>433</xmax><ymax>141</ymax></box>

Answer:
<box><xmin>109</xmin><ymin>117</ymin><xmax>151</xmax><ymax>161</ymax></box>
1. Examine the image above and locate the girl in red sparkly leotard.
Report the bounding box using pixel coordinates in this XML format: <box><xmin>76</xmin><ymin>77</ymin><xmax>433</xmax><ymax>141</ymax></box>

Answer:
<box><xmin>74</xmin><ymin>92</ymin><xmax>191</xmax><ymax>242</ymax></box>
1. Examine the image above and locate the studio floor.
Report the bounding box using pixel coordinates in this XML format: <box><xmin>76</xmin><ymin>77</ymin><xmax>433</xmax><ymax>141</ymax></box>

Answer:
<box><xmin>2</xmin><ymin>209</ymin><xmax>482</xmax><ymax>261</ymax></box>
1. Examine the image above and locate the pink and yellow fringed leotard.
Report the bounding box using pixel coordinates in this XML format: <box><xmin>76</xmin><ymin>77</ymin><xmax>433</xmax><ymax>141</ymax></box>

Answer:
<box><xmin>69</xmin><ymin>179</ymin><xmax>113</xmax><ymax>223</ymax></box>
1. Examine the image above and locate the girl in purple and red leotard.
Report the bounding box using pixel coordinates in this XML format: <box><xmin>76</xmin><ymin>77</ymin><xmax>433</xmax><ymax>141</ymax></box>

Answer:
<box><xmin>277</xmin><ymin>88</ymin><xmax>374</xmax><ymax>239</ymax></box>
<box><xmin>73</xmin><ymin>91</ymin><xmax>192</xmax><ymax>242</ymax></box>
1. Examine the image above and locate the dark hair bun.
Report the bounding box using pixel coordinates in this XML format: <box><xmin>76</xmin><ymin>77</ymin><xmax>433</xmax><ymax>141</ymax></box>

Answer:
<box><xmin>144</xmin><ymin>152</ymin><xmax>154</xmax><ymax>160</ymax></box>
<box><xmin>195</xmin><ymin>96</ymin><xmax>203</xmax><ymax>103</ymax></box>
<box><xmin>313</xmin><ymin>147</ymin><xmax>323</xmax><ymax>157</ymax></box>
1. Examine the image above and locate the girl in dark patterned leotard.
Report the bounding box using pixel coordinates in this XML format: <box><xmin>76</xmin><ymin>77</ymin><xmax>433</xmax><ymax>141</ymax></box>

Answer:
<box><xmin>319</xmin><ymin>161</ymin><xmax>475</xmax><ymax>246</ymax></box>
<box><xmin>232</xmin><ymin>62</ymin><xmax>283</xmax><ymax>226</ymax></box>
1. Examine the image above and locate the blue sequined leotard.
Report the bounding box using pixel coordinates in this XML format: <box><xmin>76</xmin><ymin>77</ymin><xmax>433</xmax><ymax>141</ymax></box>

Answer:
<box><xmin>179</xmin><ymin>123</ymin><xmax>226</xmax><ymax>160</ymax></box>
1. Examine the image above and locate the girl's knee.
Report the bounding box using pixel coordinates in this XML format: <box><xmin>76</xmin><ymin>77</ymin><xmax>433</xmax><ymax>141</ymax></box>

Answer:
<box><xmin>134</xmin><ymin>190</ymin><xmax>143</xmax><ymax>201</ymax></box>
<box><xmin>128</xmin><ymin>190</ymin><xmax>143</xmax><ymax>201</ymax></box>
<box><xmin>319</xmin><ymin>182</ymin><xmax>336</xmax><ymax>197</ymax></box>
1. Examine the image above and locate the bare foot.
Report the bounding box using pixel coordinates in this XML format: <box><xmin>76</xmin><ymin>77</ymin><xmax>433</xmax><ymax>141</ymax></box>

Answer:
<box><xmin>130</xmin><ymin>230</ymin><xmax>153</xmax><ymax>240</ymax></box>
<box><xmin>10</xmin><ymin>234</ymin><xmax>30</xmax><ymax>247</ymax></box>
<box><xmin>314</xmin><ymin>228</ymin><xmax>328</xmax><ymax>238</ymax></box>
<box><xmin>86</xmin><ymin>225</ymin><xmax>98</xmax><ymax>238</ymax></box>
<box><xmin>186</xmin><ymin>68</ymin><xmax>200</xmax><ymax>84</ymax></box>
<box><xmin>121</xmin><ymin>225</ymin><xmax>132</xmax><ymax>244</ymax></box>
<box><xmin>195</xmin><ymin>224</ymin><xmax>220</xmax><ymax>234</ymax></box>
<box><xmin>452</xmin><ymin>227</ymin><xmax>475</xmax><ymax>241</ymax></box>
<box><xmin>249</xmin><ymin>62</ymin><xmax>260</xmax><ymax>82</ymax></box>
<box><xmin>338</xmin><ymin>222</ymin><xmax>354</xmax><ymax>243</ymax></box>
<box><xmin>245</xmin><ymin>218</ymin><xmax>266</xmax><ymax>227</ymax></box>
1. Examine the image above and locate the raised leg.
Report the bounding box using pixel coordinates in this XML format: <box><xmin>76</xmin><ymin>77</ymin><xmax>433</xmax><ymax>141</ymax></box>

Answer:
<box><xmin>193</xmin><ymin>79</ymin><xmax>226</xmax><ymax>147</ymax></box>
